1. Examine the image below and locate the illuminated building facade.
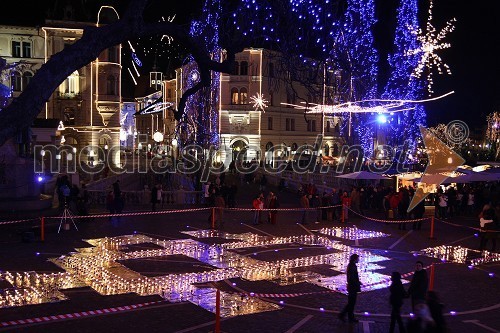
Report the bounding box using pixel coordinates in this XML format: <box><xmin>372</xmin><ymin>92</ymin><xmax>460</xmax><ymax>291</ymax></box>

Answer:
<box><xmin>0</xmin><ymin>7</ymin><xmax>122</xmax><ymax>167</ymax></box>
<box><xmin>176</xmin><ymin>48</ymin><xmax>344</xmax><ymax>166</ymax></box>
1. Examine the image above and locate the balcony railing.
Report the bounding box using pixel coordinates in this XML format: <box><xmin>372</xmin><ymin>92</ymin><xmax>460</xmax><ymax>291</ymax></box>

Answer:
<box><xmin>87</xmin><ymin>190</ymin><xmax>204</xmax><ymax>207</ymax></box>
<box><xmin>57</xmin><ymin>92</ymin><xmax>82</xmax><ymax>100</ymax></box>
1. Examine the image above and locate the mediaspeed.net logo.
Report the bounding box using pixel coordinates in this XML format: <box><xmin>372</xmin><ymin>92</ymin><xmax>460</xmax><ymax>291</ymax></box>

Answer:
<box><xmin>34</xmin><ymin>120</ymin><xmax>470</xmax><ymax>194</ymax></box>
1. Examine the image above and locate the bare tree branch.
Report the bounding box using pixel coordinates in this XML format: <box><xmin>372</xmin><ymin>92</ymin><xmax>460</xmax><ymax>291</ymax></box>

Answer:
<box><xmin>0</xmin><ymin>0</ymin><xmax>240</xmax><ymax>147</ymax></box>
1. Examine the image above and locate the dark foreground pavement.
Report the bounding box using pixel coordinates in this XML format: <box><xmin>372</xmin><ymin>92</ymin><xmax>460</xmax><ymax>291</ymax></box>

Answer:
<box><xmin>1</xmin><ymin>181</ymin><xmax>499</xmax><ymax>333</ymax></box>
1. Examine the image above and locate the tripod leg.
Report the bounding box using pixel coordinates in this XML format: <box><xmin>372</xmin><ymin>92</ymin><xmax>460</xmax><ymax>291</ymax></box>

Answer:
<box><xmin>66</xmin><ymin>209</ymin><xmax>79</xmax><ymax>231</ymax></box>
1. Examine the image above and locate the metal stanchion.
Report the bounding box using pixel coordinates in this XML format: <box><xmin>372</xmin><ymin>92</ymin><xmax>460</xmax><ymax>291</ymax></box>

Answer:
<box><xmin>429</xmin><ymin>263</ymin><xmax>435</xmax><ymax>291</ymax></box>
<box><xmin>215</xmin><ymin>288</ymin><xmax>221</xmax><ymax>333</ymax></box>
<box><xmin>40</xmin><ymin>217</ymin><xmax>45</xmax><ymax>241</ymax></box>
<box><xmin>211</xmin><ymin>207</ymin><xmax>216</xmax><ymax>230</ymax></box>
<box><xmin>429</xmin><ymin>216</ymin><xmax>435</xmax><ymax>239</ymax></box>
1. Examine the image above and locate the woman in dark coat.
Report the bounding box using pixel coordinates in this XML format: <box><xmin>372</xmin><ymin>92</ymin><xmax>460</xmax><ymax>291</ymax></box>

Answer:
<box><xmin>389</xmin><ymin>272</ymin><xmax>407</xmax><ymax>333</ymax></box>
<box><xmin>338</xmin><ymin>253</ymin><xmax>361</xmax><ymax>323</ymax></box>
<box><xmin>408</xmin><ymin>261</ymin><xmax>429</xmax><ymax>311</ymax></box>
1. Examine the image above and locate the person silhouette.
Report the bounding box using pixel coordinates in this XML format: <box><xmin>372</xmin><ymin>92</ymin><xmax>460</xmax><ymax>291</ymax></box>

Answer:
<box><xmin>338</xmin><ymin>253</ymin><xmax>361</xmax><ymax>323</ymax></box>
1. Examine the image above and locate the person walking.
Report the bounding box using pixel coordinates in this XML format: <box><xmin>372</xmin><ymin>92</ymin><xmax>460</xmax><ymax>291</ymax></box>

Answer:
<box><xmin>350</xmin><ymin>187</ymin><xmax>361</xmax><ymax>215</ymax></box>
<box><xmin>438</xmin><ymin>192</ymin><xmax>448</xmax><ymax>219</ymax></box>
<box><xmin>389</xmin><ymin>272</ymin><xmax>407</xmax><ymax>333</ymax></box>
<box><xmin>341</xmin><ymin>191</ymin><xmax>351</xmax><ymax>222</ymax></box>
<box><xmin>252</xmin><ymin>193</ymin><xmax>264</xmax><ymax>225</ymax></box>
<box><xmin>479</xmin><ymin>205</ymin><xmax>497</xmax><ymax>252</ymax></box>
<box><xmin>426</xmin><ymin>291</ymin><xmax>447</xmax><ymax>333</ymax></box>
<box><xmin>338</xmin><ymin>253</ymin><xmax>361</xmax><ymax>323</ymax></box>
<box><xmin>267</xmin><ymin>192</ymin><xmax>279</xmax><ymax>225</ymax></box>
<box><xmin>408</xmin><ymin>261</ymin><xmax>429</xmax><ymax>311</ymax></box>
<box><xmin>259</xmin><ymin>174</ymin><xmax>268</xmax><ymax>192</ymax></box>
<box><xmin>406</xmin><ymin>303</ymin><xmax>436</xmax><ymax>333</ymax></box>
<box><xmin>214</xmin><ymin>194</ymin><xmax>226</xmax><ymax>228</ymax></box>
<box><xmin>151</xmin><ymin>184</ymin><xmax>160</xmax><ymax>211</ymax></box>
<box><xmin>299</xmin><ymin>192</ymin><xmax>309</xmax><ymax>224</ymax></box>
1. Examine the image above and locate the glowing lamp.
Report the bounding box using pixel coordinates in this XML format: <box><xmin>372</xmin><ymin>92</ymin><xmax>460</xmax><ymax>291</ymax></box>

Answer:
<box><xmin>376</xmin><ymin>114</ymin><xmax>387</xmax><ymax>124</ymax></box>
<box><xmin>153</xmin><ymin>132</ymin><xmax>164</xmax><ymax>143</ymax></box>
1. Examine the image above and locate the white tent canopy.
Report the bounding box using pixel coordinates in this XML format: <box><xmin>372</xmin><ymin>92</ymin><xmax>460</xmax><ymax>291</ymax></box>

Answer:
<box><xmin>336</xmin><ymin>171</ymin><xmax>390</xmax><ymax>180</ymax></box>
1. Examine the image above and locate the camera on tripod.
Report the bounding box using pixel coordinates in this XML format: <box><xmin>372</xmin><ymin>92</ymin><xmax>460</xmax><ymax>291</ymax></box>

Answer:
<box><xmin>58</xmin><ymin>184</ymin><xmax>78</xmax><ymax>233</ymax></box>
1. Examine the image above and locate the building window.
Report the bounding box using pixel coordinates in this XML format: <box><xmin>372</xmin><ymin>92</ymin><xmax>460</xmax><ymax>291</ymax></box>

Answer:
<box><xmin>64</xmin><ymin>107</ymin><xmax>75</xmax><ymax>125</ymax></box>
<box><xmin>240</xmin><ymin>87</ymin><xmax>248</xmax><ymax>104</ymax></box>
<box><xmin>22</xmin><ymin>72</ymin><xmax>33</xmax><ymax>90</ymax></box>
<box><xmin>326</xmin><ymin>120</ymin><xmax>331</xmax><ymax>132</ymax></box>
<box><xmin>107</xmin><ymin>75</ymin><xmax>116</xmax><ymax>95</ymax></box>
<box><xmin>285</xmin><ymin>118</ymin><xmax>290</xmax><ymax>131</ymax></box>
<box><xmin>291</xmin><ymin>119</ymin><xmax>295</xmax><ymax>131</ymax></box>
<box><xmin>269</xmin><ymin>91</ymin><xmax>274</xmax><ymax>106</ymax></box>
<box><xmin>307</xmin><ymin>120</ymin><xmax>316</xmax><ymax>132</ymax></box>
<box><xmin>11</xmin><ymin>71</ymin><xmax>22</xmax><ymax>91</ymax></box>
<box><xmin>268</xmin><ymin>117</ymin><xmax>273</xmax><ymax>130</ymax></box>
<box><xmin>22</xmin><ymin>42</ymin><xmax>31</xmax><ymax>58</ymax></box>
<box><xmin>240</xmin><ymin>61</ymin><xmax>248</xmax><ymax>76</ymax></box>
<box><xmin>11</xmin><ymin>41</ymin><xmax>32</xmax><ymax>58</ymax></box>
<box><xmin>231</xmin><ymin>87</ymin><xmax>239</xmax><ymax>104</ymax></box>
<box><xmin>268</xmin><ymin>62</ymin><xmax>274</xmax><ymax>77</ymax></box>
<box><xmin>232</xmin><ymin>61</ymin><xmax>239</xmax><ymax>75</ymax></box>
<box><xmin>11</xmin><ymin>41</ymin><xmax>21</xmax><ymax>57</ymax></box>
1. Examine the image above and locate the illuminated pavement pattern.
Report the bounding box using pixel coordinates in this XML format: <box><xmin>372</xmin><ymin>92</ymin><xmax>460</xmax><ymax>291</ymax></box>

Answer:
<box><xmin>1</xmin><ymin>227</ymin><xmax>398</xmax><ymax>317</ymax></box>
<box><xmin>1</xmin><ymin>189</ymin><xmax>499</xmax><ymax>332</ymax></box>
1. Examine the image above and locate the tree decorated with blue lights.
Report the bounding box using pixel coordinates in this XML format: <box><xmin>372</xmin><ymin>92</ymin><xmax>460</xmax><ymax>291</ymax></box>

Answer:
<box><xmin>0</xmin><ymin>0</ymin><xmax>450</xmax><ymax>158</ymax></box>
<box><xmin>382</xmin><ymin>0</ymin><xmax>427</xmax><ymax>159</ymax></box>
<box><xmin>332</xmin><ymin>0</ymin><xmax>378</xmax><ymax>157</ymax></box>
<box><xmin>179</xmin><ymin>0</ymin><xmax>222</xmax><ymax>148</ymax></box>
<box><xmin>0</xmin><ymin>58</ymin><xmax>14</xmax><ymax>110</ymax></box>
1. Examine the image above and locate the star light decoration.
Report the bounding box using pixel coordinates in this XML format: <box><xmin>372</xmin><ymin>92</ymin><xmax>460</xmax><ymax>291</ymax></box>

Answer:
<box><xmin>406</xmin><ymin>0</ymin><xmax>456</xmax><ymax>94</ymax></box>
<box><xmin>250</xmin><ymin>93</ymin><xmax>269</xmax><ymax>112</ymax></box>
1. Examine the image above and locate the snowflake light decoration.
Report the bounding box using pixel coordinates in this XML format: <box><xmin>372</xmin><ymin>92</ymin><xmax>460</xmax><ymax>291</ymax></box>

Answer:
<box><xmin>250</xmin><ymin>93</ymin><xmax>269</xmax><ymax>112</ymax></box>
<box><xmin>406</xmin><ymin>0</ymin><xmax>456</xmax><ymax>94</ymax></box>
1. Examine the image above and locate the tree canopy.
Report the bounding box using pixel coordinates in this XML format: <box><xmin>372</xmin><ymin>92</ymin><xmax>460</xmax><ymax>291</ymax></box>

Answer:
<box><xmin>0</xmin><ymin>0</ymin><xmax>428</xmax><ymax>153</ymax></box>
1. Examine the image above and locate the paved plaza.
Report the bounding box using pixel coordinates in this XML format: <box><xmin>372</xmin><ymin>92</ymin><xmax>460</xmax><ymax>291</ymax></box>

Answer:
<box><xmin>0</xmin><ymin>181</ymin><xmax>499</xmax><ymax>333</ymax></box>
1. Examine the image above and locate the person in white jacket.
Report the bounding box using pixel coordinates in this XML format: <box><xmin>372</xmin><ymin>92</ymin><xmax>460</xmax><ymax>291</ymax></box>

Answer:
<box><xmin>479</xmin><ymin>205</ymin><xmax>497</xmax><ymax>251</ymax></box>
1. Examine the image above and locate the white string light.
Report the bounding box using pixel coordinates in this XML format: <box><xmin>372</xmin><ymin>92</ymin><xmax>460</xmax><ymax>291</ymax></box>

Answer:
<box><xmin>281</xmin><ymin>91</ymin><xmax>454</xmax><ymax>114</ymax></box>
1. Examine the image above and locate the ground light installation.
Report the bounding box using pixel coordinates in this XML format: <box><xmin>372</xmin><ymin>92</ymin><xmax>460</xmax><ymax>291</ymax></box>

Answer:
<box><xmin>3</xmin><ymin>227</ymin><xmax>498</xmax><ymax>317</ymax></box>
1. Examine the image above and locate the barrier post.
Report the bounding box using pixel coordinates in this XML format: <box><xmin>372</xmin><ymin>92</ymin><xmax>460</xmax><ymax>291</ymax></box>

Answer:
<box><xmin>215</xmin><ymin>288</ymin><xmax>221</xmax><ymax>333</ymax></box>
<box><xmin>341</xmin><ymin>205</ymin><xmax>345</xmax><ymax>223</ymax></box>
<box><xmin>40</xmin><ymin>217</ymin><xmax>45</xmax><ymax>242</ymax></box>
<box><xmin>429</xmin><ymin>216</ymin><xmax>435</xmax><ymax>239</ymax></box>
<box><xmin>429</xmin><ymin>264</ymin><xmax>435</xmax><ymax>291</ymax></box>
<box><xmin>211</xmin><ymin>207</ymin><xmax>216</xmax><ymax>230</ymax></box>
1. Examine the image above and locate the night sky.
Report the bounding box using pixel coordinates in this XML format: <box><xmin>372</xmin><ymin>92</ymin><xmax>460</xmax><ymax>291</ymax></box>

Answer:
<box><xmin>1</xmin><ymin>0</ymin><xmax>498</xmax><ymax>129</ymax></box>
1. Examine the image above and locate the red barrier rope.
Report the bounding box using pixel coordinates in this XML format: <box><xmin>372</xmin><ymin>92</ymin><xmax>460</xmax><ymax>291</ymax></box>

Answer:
<box><xmin>345</xmin><ymin>206</ymin><xmax>430</xmax><ymax>224</ymax></box>
<box><xmin>0</xmin><ymin>218</ymin><xmax>39</xmax><ymax>225</ymax></box>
